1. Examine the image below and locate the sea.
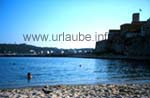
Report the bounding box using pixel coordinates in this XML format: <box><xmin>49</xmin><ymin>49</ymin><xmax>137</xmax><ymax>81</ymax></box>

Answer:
<box><xmin>0</xmin><ymin>57</ymin><xmax>150</xmax><ymax>88</ymax></box>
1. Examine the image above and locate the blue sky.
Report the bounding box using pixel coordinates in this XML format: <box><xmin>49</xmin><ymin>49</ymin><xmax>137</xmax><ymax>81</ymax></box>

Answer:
<box><xmin>0</xmin><ymin>0</ymin><xmax>150</xmax><ymax>48</ymax></box>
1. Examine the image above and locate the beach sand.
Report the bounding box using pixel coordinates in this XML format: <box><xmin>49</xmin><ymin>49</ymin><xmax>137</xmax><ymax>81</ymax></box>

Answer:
<box><xmin>0</xmin><ymin>84</ymin><xmax>150</xmax><ymax>98</ymax></box>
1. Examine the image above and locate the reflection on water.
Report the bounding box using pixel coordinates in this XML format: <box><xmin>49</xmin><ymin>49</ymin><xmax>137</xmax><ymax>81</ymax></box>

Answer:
<box><xmin>0</xmin><ymin>57</ymin><xmax>149</xmax><ymax>88</ymax></box>
<box><xmin>94</xmin><ymin>59</ymin><xmax>150</xmax><ymax>82</ymax></box>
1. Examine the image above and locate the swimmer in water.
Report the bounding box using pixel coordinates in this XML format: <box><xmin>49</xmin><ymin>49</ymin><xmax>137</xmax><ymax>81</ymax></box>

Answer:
<box><xmin>27</xmin><ymin>72</ymin><xmax>32</xmax><ymax>80</ymax></box>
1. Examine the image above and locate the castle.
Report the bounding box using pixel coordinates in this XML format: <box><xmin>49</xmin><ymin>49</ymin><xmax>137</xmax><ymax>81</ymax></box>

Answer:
<box><xmin>95</xmin><ymin>13</ymin><xmax>150</xmax><ymax>56</ymax></box>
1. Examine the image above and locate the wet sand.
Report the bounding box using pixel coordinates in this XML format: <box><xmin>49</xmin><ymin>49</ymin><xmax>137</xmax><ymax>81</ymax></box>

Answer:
<box><xmin>0</xmin><ymin>84</ymin><xmax>150</xmax><ymax>98</ymax></box>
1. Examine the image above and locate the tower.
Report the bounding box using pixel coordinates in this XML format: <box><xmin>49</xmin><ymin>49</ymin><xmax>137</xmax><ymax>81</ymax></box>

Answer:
<box><xmin>132</xmin><ymin>13</ymin><xmax>140</xmax><ymax>23</ymax></box>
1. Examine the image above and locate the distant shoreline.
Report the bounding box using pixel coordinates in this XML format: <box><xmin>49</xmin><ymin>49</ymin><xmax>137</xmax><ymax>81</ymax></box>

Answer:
<box><xmin>0</xmin><ymin>54</ymin><xmax>150</xmax><ymax>61</ymax></box>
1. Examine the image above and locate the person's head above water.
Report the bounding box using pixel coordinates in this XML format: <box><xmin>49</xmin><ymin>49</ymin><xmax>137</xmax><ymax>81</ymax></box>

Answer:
<box><xmin>27</xmin><ymin>72</ymin><xmax>32</xmax><ymax>80</ymax></box>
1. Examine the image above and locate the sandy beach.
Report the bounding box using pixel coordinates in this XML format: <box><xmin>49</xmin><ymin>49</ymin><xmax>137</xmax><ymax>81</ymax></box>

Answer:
<box><xmin>0</xmin><ymin>84</ymin><xmax>150</xmax><ymax>98</ymax></box>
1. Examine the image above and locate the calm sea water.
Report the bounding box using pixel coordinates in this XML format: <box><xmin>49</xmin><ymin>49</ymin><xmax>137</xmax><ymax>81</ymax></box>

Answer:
<box><xmin>0</xmin><ymin>57</ymin><xmax>150</xmax><ymax>88</ymax></box>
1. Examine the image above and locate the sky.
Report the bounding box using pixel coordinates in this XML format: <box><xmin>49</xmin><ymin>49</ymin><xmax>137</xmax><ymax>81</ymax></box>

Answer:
<box><xmin>0</xmin><ymin>0</ymin><xmax>150</xmax><ymax>49</ymax></box>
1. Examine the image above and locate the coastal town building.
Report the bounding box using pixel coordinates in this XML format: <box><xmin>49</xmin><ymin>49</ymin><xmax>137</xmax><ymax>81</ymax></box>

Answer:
<box><xmin>95</xmin><ymin>40</ymin><xmax>109</xmax><ymax>53</ymax></box>
<box><xmin>108</xmin><ymin>30</ymin><xmax>120</xmax><ymax>40</ymax></box>
<box><xmin>141</xmin><ymin>18</ymin><xmax>150</xmax><ymax>37</ymax></box>
<box><xmin>95</xmin><ymin>13</ymin><xmax>150</xmax><ymax>56</ymax></box>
